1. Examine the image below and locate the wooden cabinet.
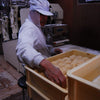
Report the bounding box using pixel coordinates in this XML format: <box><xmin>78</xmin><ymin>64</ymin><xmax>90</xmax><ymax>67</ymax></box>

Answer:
<box><xmin>49</xmin><ymin>0</ymin><xmax>100</xmax><ymax>50</ymax></box>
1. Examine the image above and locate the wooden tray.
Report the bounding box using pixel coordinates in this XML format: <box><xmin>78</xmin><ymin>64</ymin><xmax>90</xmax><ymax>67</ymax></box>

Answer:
<box><xmin>67</xmin><ymin>55</ymin><xmax>100</xmax><ymax>100</ymax></box>
<box><xmin>25</xmin><ymin>50</ymin><xmax>95</xmax><ymax>100</ymax></box>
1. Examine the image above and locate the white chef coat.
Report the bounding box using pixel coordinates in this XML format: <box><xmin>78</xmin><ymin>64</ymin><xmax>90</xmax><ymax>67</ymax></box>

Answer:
<box><xmin>16</xmin><ymin>18</ymin><xmax>53</xmax><ymax>68</ymax></box>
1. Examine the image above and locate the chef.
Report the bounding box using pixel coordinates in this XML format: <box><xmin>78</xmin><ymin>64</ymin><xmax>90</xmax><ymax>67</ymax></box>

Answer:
<box><xmin>16</xmin><ymin>0</ymin><xmax>66</xmax><ymax>88</ymax></box>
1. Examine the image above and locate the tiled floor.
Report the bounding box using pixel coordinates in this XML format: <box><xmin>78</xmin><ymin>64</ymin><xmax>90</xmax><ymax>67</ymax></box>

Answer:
<box><xmin>0</xmin><ymin>55</ymin><xmax>26</xmax><ymax>100</ymax></box>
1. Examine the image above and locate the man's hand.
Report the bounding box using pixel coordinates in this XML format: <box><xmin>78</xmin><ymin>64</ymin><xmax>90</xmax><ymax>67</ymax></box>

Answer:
<box><xmin>40</xmin><ymin>59</ymin><xmax>66</xmax><ymax>88</ymax></box>
<box><xmin>54</xmin><ymin>48</ymin><xmax>62</xmax><ymax>54</ymax></box>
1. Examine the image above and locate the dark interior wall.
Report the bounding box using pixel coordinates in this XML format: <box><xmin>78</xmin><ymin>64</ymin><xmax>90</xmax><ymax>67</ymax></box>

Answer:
<box><xmin>49</xmin><ymin>0</ymin><xmax>100</xmax><ymax>50</ymax></box>
<box><xmin>71</xmin><ymin>3</ymin><xmax>100</xmax><ymax>50</ymax></box>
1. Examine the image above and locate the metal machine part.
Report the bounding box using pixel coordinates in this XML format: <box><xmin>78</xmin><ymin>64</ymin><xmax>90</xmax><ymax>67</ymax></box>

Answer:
<box><xmin>50</xmin><ymin>3</ymin><xmax>63</xmax><ymax>24</ymax></box>
<box><xmin>1</xmin><ymin>16</ymin><xmax>10</xmax><ymax>41</ymax></box>
<box><xmin>42</xmin><ymin>3</ymin><xmax>68</xmax><ymax>46</ymax></box>
<box><xmin>42</xmin><ymin>24</ymin><xmax>69</xmax><ymax>46</ymax></box>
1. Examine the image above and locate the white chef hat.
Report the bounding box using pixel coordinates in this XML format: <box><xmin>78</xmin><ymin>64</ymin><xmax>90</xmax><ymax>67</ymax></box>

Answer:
<box><xmin>29</xmin><ymin>0</ymin><xmax>53</xmax><ymax>16</ymax></box>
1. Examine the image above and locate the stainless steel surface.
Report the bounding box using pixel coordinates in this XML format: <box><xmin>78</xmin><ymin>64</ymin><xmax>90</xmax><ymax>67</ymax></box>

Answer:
<box><xmin>56</xmin><ymin>44</ymin><xmax>100</xmax><ymax>55</ymax></box>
